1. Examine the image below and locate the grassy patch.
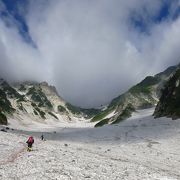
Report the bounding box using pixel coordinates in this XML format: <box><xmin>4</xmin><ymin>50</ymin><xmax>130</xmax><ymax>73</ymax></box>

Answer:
<box><xmin>94</xmin><ymin>118</ymin><xmax>110</xmax><ymax>127</ymax></box>
<box><xmin>31</xmin><ymin>102</ymin><xmax>46</xmax><ymax>119</ymax></box>
<box><xmin>27</xmin><ymin>87</ymin><xmax>52</xmax><ymax>109</ymax></box>
<box><xmin>129</xmin><ymin>85</ymin><xmax>151</xmax><ymax>95</ymax></box>
<box><xmin>137</xmin><ymin>76</ymin><xmax>160</xmax><ymax>87</ymax></box>
<box><xmin>0</xmin><ymin>111</ymin><xmax>7</xmax><ymax>125</ymax></box>
<box><xmin>111</xmin><ymin>104</ymin><xmax>135</xmax><ymax>124</ymax></box>
<box><xmin>1</xmin><ymin>81</ymin><xmax>23</xmax><ymax>99</ymax></box>
<box><xmin>66</xmin><ymin>103</ymin><xmax>81</xmax><ymax>115</ymax></box>
<box><xmin>19</xmin><ymin>84</ymin><xmax>26</xmax><ymax>91</ymax></box>
<box><xmin>108</xmin><ymin>94</ymin><xmax>125</xmax><ymax>109</ymax></box>
<box><xmin>80</xmin><ymin>108</ymin><xmax>101</xmax><ymax>118</ymax></box>
<box><xmin>107</xmin><ymin>76</ymin><xmax>160</xmax><ymax>111</ymax></box>
<box><xmin>0</xmin><ymin>89</ymin><xmax>14</xmax><ymax>113</ymax></box>
<box><xmin>31</xmin><ymin>102</ymin><xmax>36</xmax><ymax>107</ymax></box>
<box><xmin>91</xmin><ymin>107</ymin><xmax>114</xmax><ymax>122</ymax></box>
<box><xmin>17</xmin><ymin>95</ymin><xmax>26</xmax><ymax>103</ymax></box>
<box><xmin>35</xmin><ymin>107</ymin><xmax>46</xmax><ymax>119</ymax></box>
<box><xmin>48</xmin><ymin>112</ymin><xmax>58</xmax><ymax>119</ymax></box>
<box><xmin>129</xmin><ymin>76</ymin><xmax>160</xmax><ymax>95</ymax></box>
<box><xmin>33</xmin><ymin>110</ymin><xmax>38</xmax><ymax>115</ymax></box>
<box><xmin>18</xmin><ymin>103</ymin><xmax>26</xmax><ymax>112</ymax></box>
<box><xmin>63</xmin><ymin>103</ymin><xmax>100</xmax><ymax>118</ymax></box>
<box><xmin>58</xmin><ymin>105</ymin><xmax>67</xmax><ymax>113</ymax></box>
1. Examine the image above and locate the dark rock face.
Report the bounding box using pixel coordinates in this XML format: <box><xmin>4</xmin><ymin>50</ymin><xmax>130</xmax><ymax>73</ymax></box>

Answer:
<box><xmin>154</xmin><ymin>68</ymin><xmax>180</xmax><ymax>119</ymax></box>
<box><xmin>0</xmin><ymin>111</ymin><xmax>7</xmax><ymax>125</ymax></box>
<box><xmin>0</xmin><ymin>87</ymin><xmax>15</xmax><ymax>114</ymax></box>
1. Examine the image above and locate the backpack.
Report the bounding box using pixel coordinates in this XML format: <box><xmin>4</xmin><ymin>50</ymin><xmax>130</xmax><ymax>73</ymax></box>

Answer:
<box><xmin>28</xmin><ymin>137</ymin><xmax>34</xmax><ymax>144</ymax></box>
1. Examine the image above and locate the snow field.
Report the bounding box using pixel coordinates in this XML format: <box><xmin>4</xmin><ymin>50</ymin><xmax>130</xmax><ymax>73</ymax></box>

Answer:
<box><xmin>0</xmin><ymin>108</ymin><xmax>180</xmax><ymax>179</ymax></box>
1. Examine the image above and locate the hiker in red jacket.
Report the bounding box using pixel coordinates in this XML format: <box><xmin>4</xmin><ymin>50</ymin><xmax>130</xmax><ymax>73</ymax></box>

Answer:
<box><xmin>26</xmin><ymin>136</ymin><xmax>34</xmax><ymax>151</ymax></box>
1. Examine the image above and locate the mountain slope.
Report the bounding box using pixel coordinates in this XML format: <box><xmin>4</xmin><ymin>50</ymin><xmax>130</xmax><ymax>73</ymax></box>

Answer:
<box><xmin>0</xmin><ymin>80</ymin><xmax>99</xmax><ymax>126</ymax></box>
<box><xmin>93</xmin><ymin>64</ymin><xmax>179</xmax><ymax>127</ymax></box>
<box><xmin>0</xmin><ymin>64</ymin><xmax>179</xmax><ymax>127</ymax></box>
<box><xmin>154</xmin><ymin>68</ymin><xmax>180</xmax><ymax>119</ymax></box>
<box><xmin>0</xmin><ymin>79</ymin><xmax>17</xmax><ymax>124</ymax></box>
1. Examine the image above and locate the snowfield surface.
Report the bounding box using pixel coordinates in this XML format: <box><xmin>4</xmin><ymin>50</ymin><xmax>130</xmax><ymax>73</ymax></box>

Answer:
<box><xmin>1</xmin><ymin>108</ymin><xmax>180</xmax><ymax>179</ymax></box>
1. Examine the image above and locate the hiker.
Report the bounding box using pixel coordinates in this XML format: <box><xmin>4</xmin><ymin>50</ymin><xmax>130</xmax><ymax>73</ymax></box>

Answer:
<box><xmin>26</xmin><ymin>136</ymin><xmax>34</xmax><ymax>151</ymax></box>
<box><xmin>41</xmin><ymin>134</ymin><xmax>44</xmax><ymax>141</ymax></box>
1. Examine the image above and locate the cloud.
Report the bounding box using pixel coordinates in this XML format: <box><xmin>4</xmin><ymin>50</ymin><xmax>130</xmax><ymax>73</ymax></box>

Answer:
<box><xmin>0</xmin><ymin>0</ymin><xmax>180</xmax><ymax>107</ymax></box>
<box><xmin>0</xmin><ymin>19</ymin><xmax>46</xmax><ymax>82</ymax></box>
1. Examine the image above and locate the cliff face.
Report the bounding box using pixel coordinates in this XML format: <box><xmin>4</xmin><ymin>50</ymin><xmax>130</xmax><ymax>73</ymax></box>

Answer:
<box><xmin>154</xmin><ymin>69</ymin><xmax>180</xmax><ymax>119</ymax></box>
<box><xmin>0</xmin><ymin>80</ymin><xmax>16</xmax><ymax>125</ymax></box>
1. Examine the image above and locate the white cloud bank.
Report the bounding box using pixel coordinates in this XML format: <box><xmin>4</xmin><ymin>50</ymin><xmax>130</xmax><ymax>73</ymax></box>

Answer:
<box><xmin>0</xmin><ymin>0</ymin><xmax>180</xmax><ymax>107</ymax></box>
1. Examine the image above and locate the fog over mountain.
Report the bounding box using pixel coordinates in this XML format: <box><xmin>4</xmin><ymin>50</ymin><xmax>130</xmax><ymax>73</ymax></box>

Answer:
<box><xmin>0</xmin><ymin>0</ymin><xmax>180</xmax><ymax>107</ymax></box>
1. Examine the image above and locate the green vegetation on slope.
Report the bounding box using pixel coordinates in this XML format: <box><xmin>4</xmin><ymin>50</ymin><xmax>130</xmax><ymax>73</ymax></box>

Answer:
<box><xmin>108</xmin><ymin>94</ymin><xmax>125</xmax><ymax>109</ymax></box>
<box><xmin>0</xmin><ymin>111</ymin><xmax>7</xmax><ymax>125</ymax></box>
<box><xmin>33</xmin><ymin>110</ymin><xmax>38</xmax><ymax>115</ymax></box>
<box><xmin>80</xmin><ymin>108</ymin><xmax>100</xmax><ymax>118</ymax></box>
<box><xmin>94</xmin><ymin>104</ymin><xmax>135</xmax><ymax>127</ymax></box>
<box><xmin>1</xmin><ymin>81</ymin><xmax>25</xmax><ymax>102</ymax></box>
<box><xmin>18</xmin><ymin>103</ymin><xmax>26</xmax><ymax>112</ymax></box>
<box><xmin>0</xmin><ymin>89</ymin><xmax>14</xmax><ymax>113</ymax></box>
<box><xmin>129</xmin><ymin>76</ymin><xmax>160</xmax><ymax>95</ymax></box>
<box><xmin>108</xmin><ymin>65</ymin><xmax>177</xmax><ymax>112</ymax></box>
<box><xmin>93</xmin><ymin>76</ymin><xmax>157</xmax><ymax>124</ymax></box>
<box><xmin>107</xmin><ymin>76</ymin><xmax>159</xmax><ymax>110</ymax></box>
<box><xmin>91</xmin><ymin>107</ymin><xmax>114</xmax><ymax>122</ymax></box>
<box><xmin>19</xmin><ymin>84</ymin><xmax>26</xmax><ymax>91</ymax></box>
<box><xmin>94</xmin><ymin>118</ymin><xmax>110</xmax><ymax>127</ymax></box>
<box><xmin>93</xmin><ymin>66</ymin><xmax>175</xmax><ymax>125</ymax></box>
<box><xmin>48</xmin><ymin>112</ymin><xmax>58</xmax><ymax>119</ymax></box>
<box><xmin>31</xmin><ymin>102</ymin><xmax>46</xmax><ymax>119</ymax></box>
<box><xmin>111</xmin><ymin>104</ymin><xmax>135</xmax><ymax>124</ymax></box>
<box><xmin>27</xmin><ymin>87</ymin><xmax>52</xmax><ymax>108</ymax></box>
<box><xmin>35</xmin><ymin>107</ymin><xmax>46</xmax><ymax>119</ymax></box>
<box><xmin>58</xmin><ymin>105</ymin><xmax>68</xmax><ymax>113</ymax></box>
<box><xmin>154</xmin><ymin>68</ymin><xmax>180</xmax><ymax>119</ymax></box>
<box><xmin>66</xmin><ymin>103</ymin><xmax>81</xmax><ymax>115</ymax></box>
<box><xmin>17</xmin><ymin>95</ymin><xmax>26</xmax><ymax>103</ymax></box>
<box><xmin>66</xmin><ymin>103</ymin><xmax>100</xmax><ymax>118</ymax></box>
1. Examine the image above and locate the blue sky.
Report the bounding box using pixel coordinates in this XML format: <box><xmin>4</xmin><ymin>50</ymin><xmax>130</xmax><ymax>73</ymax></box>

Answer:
<box><xmin>0</xmin><ymin>0</ymin><xmax>180</xmax><ymax>107</ymax></box>
<box><xmin>1</xmin><ymin>0</ymin><xmax>180</xmax><ymax>41</ymax></box>
<box><xmin>0</xmin><ymin>0</ymin><xmax>35</xmax><ymax>46</ymax></box>
<box><xmin>130</xmin><ymin>0</ymin><xmax>180</xmax><ymax>34</ymax></box>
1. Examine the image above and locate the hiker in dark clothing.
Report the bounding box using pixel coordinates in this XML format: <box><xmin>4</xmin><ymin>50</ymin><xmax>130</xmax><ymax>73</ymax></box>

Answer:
<box><xmin>41</xmin><ymin>134</ymin><xmax>44</xmax><ymax>141</ymax></box>
<box><xmin>26</xmin><ymin>136</ymin><xmax>34</xmax><ymax>151</ymax></box>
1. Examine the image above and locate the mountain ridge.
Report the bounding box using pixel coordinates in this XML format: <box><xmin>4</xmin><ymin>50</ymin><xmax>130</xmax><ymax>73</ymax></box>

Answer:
<box><xmin>154</xmin><ymin>68</ymin><xmax>180</xmax><ymax>119</ymax></box>
<box><xmin>0</xmin><ymin>79</ymin><xmax>99</xmax><ymax>126</ymax></box>
<box><xmin>93</xmin><ymin>64</ymin><xmax>180</xmax><ymax>127</ymax></box>
<box><xmin>1</xmin><ymin>63</ymin><xmax>180</xmax><ymax>127</ymax></box>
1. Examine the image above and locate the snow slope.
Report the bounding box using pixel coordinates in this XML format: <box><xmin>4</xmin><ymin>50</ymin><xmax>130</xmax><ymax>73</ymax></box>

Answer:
<box><xmin>0</xmin><ymin>108</ymin><xmax>180</xmax><ymax>179</ymax></box>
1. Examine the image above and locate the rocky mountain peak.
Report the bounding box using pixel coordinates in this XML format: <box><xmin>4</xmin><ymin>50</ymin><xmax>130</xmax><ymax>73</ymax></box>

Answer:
<box><xmin>154</xmin><ymin>68</ymin><xmax>180</xmax><ymax>119</ymax></box>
